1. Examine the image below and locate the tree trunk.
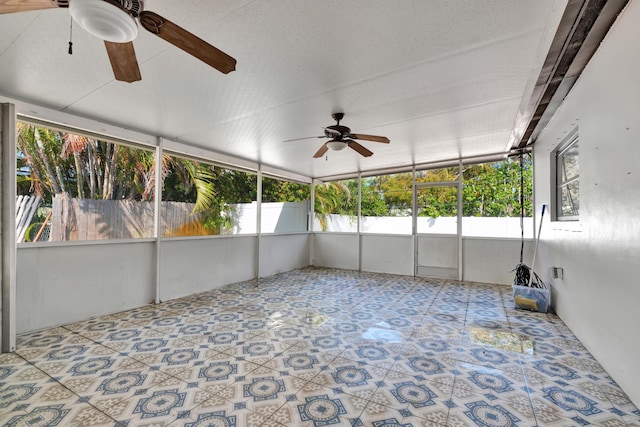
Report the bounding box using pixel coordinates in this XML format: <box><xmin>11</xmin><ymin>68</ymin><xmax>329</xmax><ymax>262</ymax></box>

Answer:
<box><xmin>102</xmin><ymin>144</ymin><xmax>119</xmax><ymax>199</ymax></box>
<box><xmin>87</xmin><ymin>142</ymin><xmax>97</xmax><ymax>199</ymax></box>
<box><xmin>33</xmin><ymin>128</ymin><xmax>62</xmax><ymax>194</ymax></box>
<box><xmin>95</xmin><ymin>142</ymin><xmax>103</xmax><ymax>197</ymax></box>
<box><xmin>73</xmin><ymin>151</ymin><xmax>84</xmax><ymax>198</ymax></box>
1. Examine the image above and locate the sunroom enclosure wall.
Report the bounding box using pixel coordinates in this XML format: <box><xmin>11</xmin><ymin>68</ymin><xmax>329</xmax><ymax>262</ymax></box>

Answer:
<box><xmin>9</xmin><ymin>111</ymin><xmax>311</xmax><ymax>335</ymax></box>
<box><xmin>532</xmin><ymin>0</ymin><xmax>640</xmax><ymax>406</ymax></box>
<box><xmin>313</xmin><ymin>235</ymin><xmax>533</xmax><ymax>285</ymax></box>
<box><xmin>313</xmin><ymin>161</ymin><xmax>534</xmax><ymax>284</ymax></box>
<box><xmin>7</xmin><ymin>99</ymin><xmax>532</xmax><ymax>341</ymax></box>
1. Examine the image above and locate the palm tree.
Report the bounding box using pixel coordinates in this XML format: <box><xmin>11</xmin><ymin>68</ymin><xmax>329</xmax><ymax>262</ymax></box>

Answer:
<box><xmin>17</xmin><ymin>123</ymin><xmax>221</xmax><ymax>239</ymax></box>
<box><xmin>313</xmin><ymin>181</ymin><xmax>351</xmax><ymax>231</ymax></box>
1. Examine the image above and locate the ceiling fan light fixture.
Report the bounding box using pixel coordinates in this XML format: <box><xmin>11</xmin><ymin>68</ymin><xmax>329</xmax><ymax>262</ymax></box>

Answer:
<box><xmin>326</xmin><ymin>140</ymin><xmax>347</xmax><ymax>151</ymax></box>
<box><xmin>70</xmin><ymin>0</ymin><xmax>138</xmax><ymax>43</ymax></box>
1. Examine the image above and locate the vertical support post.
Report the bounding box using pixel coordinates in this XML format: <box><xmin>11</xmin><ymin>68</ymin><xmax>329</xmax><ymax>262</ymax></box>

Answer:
<box><xmin>256</xmin><ymin>167</ymin><xmax>262</xmax><ymax>279</ymax></box>
<box><xmin>1</xmin><ymin>103</ymin><xmax>16</xmax><ymax>352</ymax></box>
<box><xmin>309</xmin><ymin>179</ymin><xmax>315</xmax><ymax>266</ymax></box>
<box><xmin>357</xmin><ymin>173</ymin><xmax>362</xmax><ymax>272</ymax></box>
<box><xmin>457</xmin><ymin>160</ymin><xmax>463</xmax><ymax>281</ymax></box>
<box><xmin>412</xmin><ymin>166</ymin><xmax>417</xmax><ymax>277</ymax></box>
<box><xmin>153</xmin><ymin>138</ymin><xmax>163</xmax><ymax>304</ymax></box>
<box><xmin>531</xmin><ymin>150</ymin><xmax>537</xmax><ymax>240</ymax></box>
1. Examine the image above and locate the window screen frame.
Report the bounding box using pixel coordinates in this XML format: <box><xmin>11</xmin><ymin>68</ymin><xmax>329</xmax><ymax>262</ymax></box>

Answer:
<box><xmin>551</xmin><ymin>129</ymin><xmax>579</xmax><ymax>221</ymax></box>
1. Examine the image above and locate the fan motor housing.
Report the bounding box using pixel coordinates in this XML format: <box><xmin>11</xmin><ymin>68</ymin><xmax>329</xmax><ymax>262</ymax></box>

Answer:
<box><xmin>96</xmin><ymin>0</ymin><xmax>145</xmax><ymax>17</ymax></box>
<box><xmin>119</xmin><ymin>0</ymin><xmax>144</xmax><ymax>17</ymax></box>
<box><xmin>325</xmin><ymin>125</ymin><xmax>351</xmax><ymax>140</ymax></box>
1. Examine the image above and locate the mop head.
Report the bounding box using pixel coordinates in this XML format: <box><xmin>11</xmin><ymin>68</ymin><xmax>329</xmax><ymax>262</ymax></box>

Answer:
<box><xmin>513</xmin><ymin>263</ymin><xmax>531</xmax><ymax>287</ymax></box>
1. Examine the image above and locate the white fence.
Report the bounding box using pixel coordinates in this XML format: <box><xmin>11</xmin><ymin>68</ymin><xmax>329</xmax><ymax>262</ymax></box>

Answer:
<box><xmin>312</xmin><ymin>214</ymin><xmax>533</xmax><ymax>238</ymax></box>
<box><xmin>21</xmin><ymin>194</ymin><xmax>531</xmax><ymax>241</ymax></box>
<box><xmin>227</xmin><ymin>201</ymin><xmax>309</xmax><ymax>234</ymax></box>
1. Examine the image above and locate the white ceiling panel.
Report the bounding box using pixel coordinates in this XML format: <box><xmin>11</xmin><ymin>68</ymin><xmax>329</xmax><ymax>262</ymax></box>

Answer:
<box><xmin>0</xmin><ymin>0</ymin><xmax>567</xmax><ymax>179</ymax></box>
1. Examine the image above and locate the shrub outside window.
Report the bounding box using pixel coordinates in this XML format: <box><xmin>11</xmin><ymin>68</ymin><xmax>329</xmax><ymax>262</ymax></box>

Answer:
<box><xmin>462</xmin><ymin>157</ymin><xmax>533</xmax><ymax>237</ymax></box>
<box><xmin>359</xmin><ymin>173</ymin><xmax>413</xmax><ymax>235</ymax></box>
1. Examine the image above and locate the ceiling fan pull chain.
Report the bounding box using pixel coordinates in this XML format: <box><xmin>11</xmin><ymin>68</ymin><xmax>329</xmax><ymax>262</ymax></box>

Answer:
<box><xmin>68</xmin><ymin>17</ymin><xmax>73</xmax><ymax>55</ymax></box>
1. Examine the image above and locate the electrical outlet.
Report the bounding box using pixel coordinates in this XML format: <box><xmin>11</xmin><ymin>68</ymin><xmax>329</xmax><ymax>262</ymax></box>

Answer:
<box><xmin>551</xmin><ymin>267</ymin><xmax>563</xmax><ymax>279</ymax></box>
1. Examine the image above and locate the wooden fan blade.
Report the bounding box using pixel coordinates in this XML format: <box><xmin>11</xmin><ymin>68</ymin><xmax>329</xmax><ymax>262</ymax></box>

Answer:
<box><xmin>0</xmin><ymin>0</ymin><xmax>64</xmax><ymax>14</ymax></box>
<box><xmin>348</xmin><ymin>141</ymin><xmax>374</xmax><ymax>157</ymax></box>
<box><xmin>351</xmin><ymin>133</ymin><xmax>390</xmax><ymax>144</ymax></box>
<box><xmin>313</xmin><ymin>142</ymin><xmax>329</xmax><ymax>158</ymax></box>
<box><xmin>139</xmin><ymin>11</ymin><xmax>236</xmax><ymax>74</ymax></box>
<box><xmin>283</xmin><ymin>136</ymin><xmax>324</xmax><ymax>143</ymax></box>
<box><xmin>104</xmin><ymin>41</ymin><xmax>141</xmax><ymax>83</ymax></box>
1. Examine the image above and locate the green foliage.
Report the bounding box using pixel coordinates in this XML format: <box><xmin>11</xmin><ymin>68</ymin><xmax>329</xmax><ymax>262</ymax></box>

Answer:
<box><xmin>163</xmin><ymin>164</ymin><xmax>311</xmax><ymax>234</ymax></box>
<box><xmin>17</xmin><ymin>124</ymin><xmax>154</xmax><ymax>201</ymax></box>
<box><xmin>262</xmin><ymin>177</ymin><xmax>310</xmax><ymax>203</ymax></box>
<box><xmin>17</xmin><ymin>123</ymin><xmax>532</xmax><ymax>237</ymax></box>
<box><xmin>313</xmin><ymin>158</ymin><xmax>532</xmax><ymax>220</ymax></box>
<box><xmin>359</xmin><ymin>181</ymin><xmax>390</xmax><ymax>216</ymax></box>
<box><xmin>417</xmin><ymin>186</ymin><xmax>458</xmax><ymax>217</ymax></box>
<box><xmin>314</xmin><ymin>180</ymin><xmax>352</xmax><ymax>214</ymax></box>
<box><xmin>463</xmin><ymin>156</ymin><xmax>532</xmax><ymax>217</ymax></box>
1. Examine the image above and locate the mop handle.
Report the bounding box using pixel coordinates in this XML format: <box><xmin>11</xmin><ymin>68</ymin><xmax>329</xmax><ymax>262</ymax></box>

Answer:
<box><xmin>528</xmin><ymin>204</ymin><xmax>546</xmax><ymax>287</ymax></box>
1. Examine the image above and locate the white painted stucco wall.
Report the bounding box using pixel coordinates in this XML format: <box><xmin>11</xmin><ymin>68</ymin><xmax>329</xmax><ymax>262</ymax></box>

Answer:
<box><xmin>16</xmin><ymin>233</ymin><xmax>311</xmax><ymax>332</ymax></box>
<box><xmin>312</xmin><ymin>233</ymin><xmax>359</xmax><ymax>270</ymax></box>
<box><xmin>533</xmin><ymin>0</ymin><xmax>640</xmax><ymax>406</ymax></box>
<box><xmin>260</xmin><ymin>233</ymin><xmax>310</xmax><ymax>278</ymax></box>
<box><xmin>16</xmin><ymin>241</ymin><xmax>155</xmax><ymax>332</ymax></box>
<box><xmin>314</xmin><ymin>233</ymin><xmax>533</xmax><ymax>284</ymax></box>
<box><xmin>159</xmin><ymin>235</ymin><xmax>258</xmax><ymax>301</ymax></box>
<box><xmin>361</xmin><ymin>235</ymin><xmax>413</xmax><ymax>275</ymax></box>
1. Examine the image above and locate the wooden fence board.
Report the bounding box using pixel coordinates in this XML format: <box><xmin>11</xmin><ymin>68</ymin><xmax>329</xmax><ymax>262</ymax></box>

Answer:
<box><xmin>50</xmin><ymin>194</ymin><xmax>197</xmax><ymax>241</ymax></box>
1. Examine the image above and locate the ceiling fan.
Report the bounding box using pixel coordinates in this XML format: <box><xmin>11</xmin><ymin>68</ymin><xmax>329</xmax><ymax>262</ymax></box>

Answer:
<box><xmin>286</xmin><ymin>113</ymin><xmax>390</xmax><ymax>158</ymax></box>
<box><xmin>0</xmin><ymin>0</ymin><xmax>236</xmax><ymax>83</ymax></box>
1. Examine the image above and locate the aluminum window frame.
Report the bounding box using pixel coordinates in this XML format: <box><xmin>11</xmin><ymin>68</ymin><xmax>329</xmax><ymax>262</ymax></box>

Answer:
<box><xmin>552</xmin><ymin>129</ymin><xmax>579</xmax><ymax>221</ymax></box>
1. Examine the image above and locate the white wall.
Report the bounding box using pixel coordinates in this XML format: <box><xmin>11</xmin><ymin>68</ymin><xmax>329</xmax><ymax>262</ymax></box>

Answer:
<box><xmin>15</xmin><ymin>233</ymin><xmax>310</xmax><ymax>332</ymax></box>
<box><xmin>313</xmin><ymin>232</ymin><xmax>533</xmax><ymax>285</ymax></box>
<box><xmin>417</xmin><ymin>235</ymin><xmax>458</xmax><ymax>278</ymax></box>
<box><xmin>533</xmin><ymin>0</ymin><xmax>640</xmax><ymax>406</ymax></box>
<box><xmin>16</xmin><ymin>241</ymin><xmax>155</xmax><ymax>332</ymax></box>
<box><xmin>312</xmin><ymin>233</ymin><xmax>359</xmax><ymax>270</ymax></box>
<box><xmin>463</xmin><ymin>238</ymin><xmax>533</xmax><ymax>285</ymax></box>
<box><xmin>260</xmin><ymin>234</ymin><xmax>310</xmax><ymax>277</ymax></box>
<box><xmin>159</xmin><ymin>236</ymin><xmax>257</xmax><ymax>301</ymax></box>
<box><xmin>361</xmin><ymin>235</ymin><xmax>413</xmax><ymax>275</ymax></box>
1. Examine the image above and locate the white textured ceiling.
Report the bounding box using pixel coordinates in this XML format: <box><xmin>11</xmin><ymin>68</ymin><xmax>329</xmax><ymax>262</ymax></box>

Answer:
<box><xmin>0</xmin><ymin>0</ymin><xmax>566</xmax><ymax>179</ymax></box>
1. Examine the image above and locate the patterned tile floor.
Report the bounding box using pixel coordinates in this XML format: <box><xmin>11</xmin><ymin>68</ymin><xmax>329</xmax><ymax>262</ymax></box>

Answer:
<box><xmin>1</xmin><ymin>267</ymin><xmax>639</xmax><ymax>426</ymax></box>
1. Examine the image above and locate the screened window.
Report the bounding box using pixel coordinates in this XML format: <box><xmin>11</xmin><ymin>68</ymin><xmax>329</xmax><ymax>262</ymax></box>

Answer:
<box><xmin>261</xmin><ymin>176</ymin><xmax>310</xmax><ymax>233</ymax></box>
<box><xmin>360</xmin><ymin>172</ymin><xmax>412</xmax><ymax>235</ymax></box>
<box><xmin>313</xmin><ymin>179</ymin><xmax>357</xmax><ymax>232</ymax></box>
<box><xmin>161</xmin><ymin>155</ymin><xmax>257</xmax><ymax>237</ymax></box>
<box><xmin>462</xmin><ymin>157</ymin><xmax>533</xmax><ymax>237</ymax></box>
<box><xmin>554</xmin><ymin>134</ymin><xmax>579</xmax><ymax>220</ymax></box>
<box><xmin>415</xmin><ymin>167</ymin><xmax>459</xmax><ymax>235</ymax></box>
<box><xmin>16</xmin><ymin>122</ymin><xmax>155</xmax><ymax>242</ymax></box>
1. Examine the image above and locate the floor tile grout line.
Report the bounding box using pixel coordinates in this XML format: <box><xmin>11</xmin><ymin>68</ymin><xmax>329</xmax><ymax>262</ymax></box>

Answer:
<box><xmin>12</xmin><ymin>351</ymin><xmax>121</xmax><ymax>424</ymax></box>
<box><xmin>8</xmin><ymin>267</ymin><xmax>640</xmax><ymax>426</ymax></box>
